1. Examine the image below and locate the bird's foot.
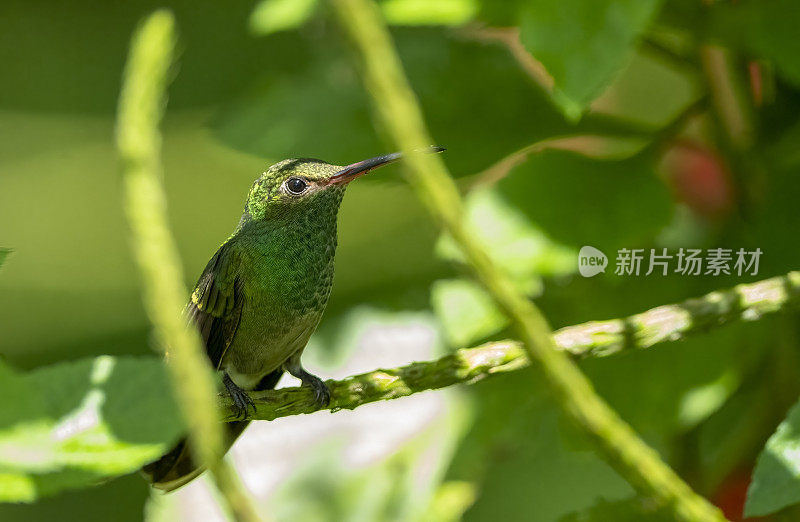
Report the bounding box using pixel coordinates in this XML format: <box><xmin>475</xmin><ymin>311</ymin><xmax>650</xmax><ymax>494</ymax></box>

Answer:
<box><xmin>301</xmin><ymin>374</ymin><xmax>331</xmax><ymax>408</ymax></box>
<box><xmin>223</xmin><ymin>373</ymin><xmax>256</xmax><ymax>420</ymax></box>
<box><xmin>291</xmin><ymin>371</ymin><xmax>330</xmax><ymax>408</ymax></box>
<box><xmin>284</xmin><ymin>357</ymin><xmax>331</xmax><ymax>408</ymax></box>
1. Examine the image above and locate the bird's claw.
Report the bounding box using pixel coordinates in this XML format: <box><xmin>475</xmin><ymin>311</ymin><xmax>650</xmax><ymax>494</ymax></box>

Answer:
<box><xmin>302</xmin><ymin>375</ymin><xmax>331</xmax><ymax>408</ymax></box>
<box><xmin>231</xmin><ymin>388</ymin><xmax>256</xmax><ymax>420</ymax></box>
<box><xmin>284</xmin><ymin>361</ymin><xmax>331</xmax><ymax>408</ymax></box>
<box><xmin>224</xmin><ymin>373</ymin><xmax>256</xmax><ymax>420</ymax></box>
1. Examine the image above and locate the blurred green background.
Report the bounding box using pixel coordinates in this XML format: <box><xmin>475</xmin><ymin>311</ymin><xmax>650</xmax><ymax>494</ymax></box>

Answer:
<box><xmin>2</xmin><ymin>0</ymin><xmax>800</xmax><ymax>521</ymax></box>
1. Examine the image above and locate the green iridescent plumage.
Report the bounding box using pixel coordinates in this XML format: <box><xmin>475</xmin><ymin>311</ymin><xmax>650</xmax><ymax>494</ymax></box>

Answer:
<box><xmin>193</xmin><ymin>159</ymin><xmax>346</xmax><ymax>397</ymax></box>
<box><xmin>142</xmin><ymin>149</ymin><xmax>442</xmax><ymax>491</ymax></box>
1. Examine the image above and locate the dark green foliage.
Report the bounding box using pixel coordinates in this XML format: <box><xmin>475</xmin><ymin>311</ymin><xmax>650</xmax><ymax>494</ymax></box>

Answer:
<box><xmin>496</xmin><ymin>150</ymin><xmax>673</xmax><ymax>253</ymax></box>
<box><xmin>517</xmin><ymin>0</ymin><xmax>664</xmax><ymax>117</ymax></box>
<box><xmin>215</xmin><ymin>28</ymin><xmax>573</xmax><ymax>176</ymax></box>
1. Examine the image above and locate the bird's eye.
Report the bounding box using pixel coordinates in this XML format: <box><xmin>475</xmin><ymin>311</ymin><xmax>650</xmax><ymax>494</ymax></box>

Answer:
<box><xmin>285</xmin><ymin>177</ymin><xmax>308</xmax><ymax>195</ymax></box>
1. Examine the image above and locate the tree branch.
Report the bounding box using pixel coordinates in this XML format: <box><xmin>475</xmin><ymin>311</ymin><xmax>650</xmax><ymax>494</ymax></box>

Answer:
<box><xmin>231</xmin><ymin>270</ymin><xmax>800</xmax><ymax>421</ymax></box>
<box><xmin>557</xmin><ymin>271</ymin><xmax>800</xmax><ymax>358</ymax></box>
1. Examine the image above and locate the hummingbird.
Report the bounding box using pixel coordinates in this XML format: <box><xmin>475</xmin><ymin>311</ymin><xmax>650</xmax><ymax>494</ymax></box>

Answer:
<box><xmin>142</xmin><ymin>147</ymin><xmax>444</xmax><ymax>491</ymax></box>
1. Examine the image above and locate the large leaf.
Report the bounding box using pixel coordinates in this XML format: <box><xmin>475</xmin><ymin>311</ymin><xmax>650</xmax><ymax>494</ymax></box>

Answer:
<box><xmin>517</xmin><ymin>0</ymin><xmax>664</xmax><ymax>118</ymax></box>
<box><xmin>432</xmin><ymin>186</ymin><xmax>574</xmax><ymax>348</ymax></box>
<box><xmin>431</xmin><ymin>279</ymin><xmax>508</xmax><ymax>348</ymax></box>
<box><xmin>437</xmin><ymin>186</ymin><xmax>576</xmax><ymax>291</ymax></box>
<box><xmin>451</xmin><ymin>371</ymin><xmax>632</xmax><ymax>521</ymax></box>
<box><xmin>215</xmin><ymin>28</ymin><xmax>573</xmax><ymax>177</ymax></box>
<box><xmin>0</xmin><ymin>356</ymin><xmax>183</xmax><ymax>502</ymax></box>
<box><xmin>496</xmin><ymin>149</ymin><xmax>673</xmax><ymax>253</ymax></box>
<box><xmin>745</xmin><ymin>399</ymin><xmax>800</xmax><ymax>517</ymax></box>
<box><xmin>581</xmin><ymin>319</ymin><xmax>758</xmax><ymax>435</ymax></box>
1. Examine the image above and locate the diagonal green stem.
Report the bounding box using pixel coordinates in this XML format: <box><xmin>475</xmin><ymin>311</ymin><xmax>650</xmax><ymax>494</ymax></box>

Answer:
<box><xmin>115</xmin><ymin>11</ymin><xmax>260</xmax><ymax>522</ymax></box>
<box><xmin>328</xmin><ymin>0</ymin><xmax>729</xmax><ymax>519</ymax></box>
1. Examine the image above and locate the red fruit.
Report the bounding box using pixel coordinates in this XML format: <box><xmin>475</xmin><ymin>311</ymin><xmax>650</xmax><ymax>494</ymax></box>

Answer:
<box><xmin>712</xmin><ymin>469</ymin><xmax>771</xmax><ymax>521</ymax></box>
<box><xmin>661</xmin><ymin>142</ymin><xmax>735</xmax><ymax>221</ymax></box>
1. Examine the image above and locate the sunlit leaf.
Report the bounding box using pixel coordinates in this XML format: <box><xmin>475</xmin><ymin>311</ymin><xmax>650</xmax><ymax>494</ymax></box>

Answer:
<box><xmin>381</xmin><ymin>0</ymin><xmax>477</xmax><ymax>26</ymax></box>
<box><xmin>429</xmin><ymin>481</ymin><xmax>476</xmax><ymax>522</ymax></box>
<box><xmin>249</xmin><ymin>0</ymin><xmax>319</xmax><ymax>36</ymax></box>
<box><xmin>0</xmin><ymin>356</ymin><xmax>183</xmax><ymax>502</ymax></box>
<box><xmin>437</xmin><ymin>186</ymin><xmax>576</xmax><ymax>291</ymax></box>
<box><xmin>517</xmin><ymin>0</ymin><xmax>664</xmax><ymax>118</ymax></box>
<box><xmin>745</xmin><ymin>399</ymin><xmax>800</xmax><ymax>517</ymax></box>
<box><xmin>433</xmin><ymin>186</ymin><xmax>574</xmax><ymax>347</ymax></box>
<box><xmin>582</xmin><ymin>317</ymin><xmax>757</xmax><ymax>435</ymax></box>
<box><xmin>676</xmin><ymin>370</ymin><xmax>738</xmax><ymax>428</ymax></box>
<box><xmin>431</xmin><ymin>279</ymin><xmax>508</xmax><ymax>348</ymax></box>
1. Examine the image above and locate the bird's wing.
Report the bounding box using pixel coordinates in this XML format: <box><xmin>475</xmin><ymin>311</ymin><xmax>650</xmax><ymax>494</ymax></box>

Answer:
<box><xmin>186</xmin><ymin>241</ymin><xmax>243</xmax><ymax>369</ymax></box>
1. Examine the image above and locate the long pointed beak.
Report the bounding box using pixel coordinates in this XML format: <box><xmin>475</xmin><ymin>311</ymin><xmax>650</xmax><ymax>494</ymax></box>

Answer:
<box><xmin>328</xmin><ymin>145</ymin><xmax>445</xmax><ymax>185</ymax></box>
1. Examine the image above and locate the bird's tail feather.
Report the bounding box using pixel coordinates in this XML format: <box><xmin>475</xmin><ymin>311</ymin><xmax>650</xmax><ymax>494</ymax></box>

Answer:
<box><xmin>141</xmin><ymin>420</ymin><xmax>249</xmax><ymax>492</ymax></box>
<box><xmin>141</xmin><ymin>369</ymin><xmax>283</xmax><ymax>492</ymax></box>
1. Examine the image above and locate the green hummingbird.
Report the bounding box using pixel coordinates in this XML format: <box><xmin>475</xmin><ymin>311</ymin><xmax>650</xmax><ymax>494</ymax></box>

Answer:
<box><xmin>142</xmin><ymin>147</ymin><xmax>444</xmax><ymax>491</ymax></box>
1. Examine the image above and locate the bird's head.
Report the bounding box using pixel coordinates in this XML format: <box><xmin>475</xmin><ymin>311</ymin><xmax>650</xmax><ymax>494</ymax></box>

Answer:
<box><xmin>242</xmin><ymin>147</ymin><xmax>444</xmax><ymax>224</ymax></box>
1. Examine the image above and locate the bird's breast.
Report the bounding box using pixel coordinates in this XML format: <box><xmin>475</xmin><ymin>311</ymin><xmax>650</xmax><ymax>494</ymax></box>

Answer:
<box><xmin>220</xmin><ymin>232</ymin><xmax>337</xmax><ymax>385</ymax></box>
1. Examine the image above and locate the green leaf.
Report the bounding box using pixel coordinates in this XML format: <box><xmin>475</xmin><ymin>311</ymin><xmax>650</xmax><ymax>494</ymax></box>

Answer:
<box><xmin>437</xmin><ymin>186</ymin><xmax>576</xmax><ymax>291</ymax></box>
<box><xmin>581</xmin><ymin>303</ymin><xmax>760</xmax><ymax>436</ymax></box>
<box><xmin>215</xmin><ymin>28</ymin><xmax>573</xmax><ymax>177</ymax></box>
<box><xmin>451</xmin><ymin>374</ymin><xmax>632</xmax><ymax>521</ymax></box>
<box><xmin>745</xmin><ymin>399</ymin><xmax>800</xmax><ymax>517</ymax></box>
<box><xmin>712</xmin><ymin>0</ymin><xmax>800</xmax><ymax>87</ymax></box>
<box><xmin>249</xmin><ymin>0</ymin><xmax>319</xmax><ymax>36</ymax></box>
<box><xmin>496</xmin><ymin>150</ymin><xmax>673</xmax><ymax>253</ymax></box>
<box><xmin>381</xmin><ymin>0</ymin><xmax>477</xmax><ymax>26</ymax></box>
<box><xmin>433</xmin><ymin>186</ymin><xmax>574</xmax><ymax>347</ymax></box>
<box><xmin>431</xmin><ymin>279</ymin><xmax>508</xmax><ymax>348</ymax></box>
<box><xmin>744</xmin><ymin>0</ymin><xmax>800</xmax><ymax>86</ymax></box>
<box><xmin>0</xmin><ymin>356</ymin><xmax>183</xmax><ymax>502</ymax></box>
<box><xmin>517</xmin><ymin>0</ymin><xmax>664</xmax><ymax>118</ymax></box>
<box><xmin>0</xmin><ymin>2</ymin><xmax>315</xmax><ymax>112</ymax></box>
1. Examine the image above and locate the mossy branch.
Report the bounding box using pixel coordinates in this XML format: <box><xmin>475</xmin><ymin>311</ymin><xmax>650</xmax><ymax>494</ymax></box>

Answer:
<box><xmin>232</xmin><ymin>270</ymin><xmax>800</xmax><ymax>420</ymax></box>
<box><xmin>115</xmin><ymin>11</ymin><xmax>260</xmax><ymax>522</ymax></box>
<box><xmin>557</xmin><ymin>271</ymin><xmax>800</xmax><ymax>358</ymax></box>
<box><xmin>328</xmin><ymin>0</ymin><xmax>728</xmax><ymax>520</ymax></box>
